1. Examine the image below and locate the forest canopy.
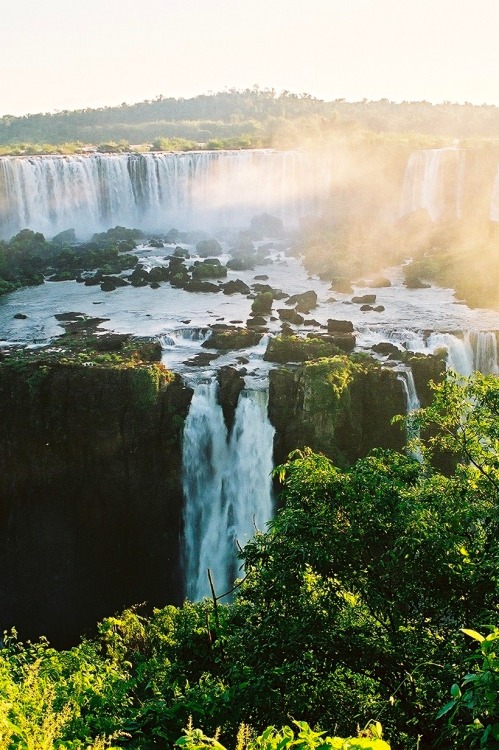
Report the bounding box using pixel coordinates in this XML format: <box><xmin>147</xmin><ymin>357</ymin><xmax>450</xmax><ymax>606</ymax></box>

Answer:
<box><xmin>2</xmin><ymin>88</ymin><xmax>499</xmax><ymax>151</ymax></box>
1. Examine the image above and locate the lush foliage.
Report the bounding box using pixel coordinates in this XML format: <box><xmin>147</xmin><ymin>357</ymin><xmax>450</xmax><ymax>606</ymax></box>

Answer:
<box><xmin>0</xmin><ymin>227</ymin><xmax>141</xmax><ymax>295</ymax></box>
<box><xmin>175</xmin><ymin>719</ymin><xmax>390</xmax><ymax>750</ymax></box>
<box><xmin>0</xmin><ymin>372</ymin><xmax>497</xmax><ymax>748</ymax></box>
<box><xmin>3</xmin><ymin>89</ymin><xmax>499</xmax><ymax>149</ymax></box>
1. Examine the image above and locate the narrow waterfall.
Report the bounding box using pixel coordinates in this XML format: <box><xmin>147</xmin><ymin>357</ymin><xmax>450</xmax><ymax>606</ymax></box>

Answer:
<box><xmin>182</xmin><ymin>382</ymin><xmax>274</xmax><ymax>601</ymax></box>
<box><xmin>0</xmin><ymin>150</ymin><xmax>332</xmax><ymax>238</ymax></box>
<box><xmin>397</xmin><ymin>368</ymin><xmax>423</xmax><ymax>461</ymax></box>
<box><xmin>399</xmin><ymin>148</ymin><xmax>466</xmax><ymax>222</ymax></box>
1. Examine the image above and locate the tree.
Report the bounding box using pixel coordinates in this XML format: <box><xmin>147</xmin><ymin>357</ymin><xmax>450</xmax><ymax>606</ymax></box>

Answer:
<box><xmin>221</xmin><ymin>373</ymin><xmax>499</xmax><ymax>747</ymax></box>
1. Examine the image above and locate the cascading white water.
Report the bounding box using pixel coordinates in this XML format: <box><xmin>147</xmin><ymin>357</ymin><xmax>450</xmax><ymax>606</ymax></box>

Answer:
<box><xmin>0</xmin><ymin>150</ymin><xmax>333</xmax><ymax>238</ymax></box>
<box><xmin>397</xmin><ymin>368</ymin><xmax>423</xmax><ymax>461</ymax></box>
<box><xmin>358</xmin><ymin>326</ymin><xmax>498</xmax><ymax>376</ymax></box>
<box><xmin>182</xmin><ymin>381</ymin><xmax>274</xmax><ymax>601</ymax></box>
<box><xmin>399</xmin><ymin>148</ymin><xmax>466</xmax><ymax>222</ymax></box>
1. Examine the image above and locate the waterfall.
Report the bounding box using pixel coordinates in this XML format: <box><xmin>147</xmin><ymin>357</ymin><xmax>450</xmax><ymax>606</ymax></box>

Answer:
<box><xmin>399</xmin><ymin>148</ymin><xmax>466</xmax><ymax>222</ymax></box>
<box><xmin>0</xmin><ymin>150</ymin><xmax>332</xmax><ymax>238</ymax></box>
<box><xmin>360</xmin><ymin>326</ymin><xmax>498</xmax><ymax>376</ymax></box>
<box><xmin>397</xmin><ymin>368</ymin><xmax>422</xmax><ymax>460</ymax></box>
<box><xmin>182</xmin><ymin>381</ymin><xmax>274</xmax><ymax>601</ymax></box>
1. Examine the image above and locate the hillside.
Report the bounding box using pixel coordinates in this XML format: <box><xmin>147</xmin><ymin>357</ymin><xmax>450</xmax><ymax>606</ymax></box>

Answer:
<box><xmin>3</xmin><ymin>89</ymin><xmax>499</xmax><ymax>150</ymax></box>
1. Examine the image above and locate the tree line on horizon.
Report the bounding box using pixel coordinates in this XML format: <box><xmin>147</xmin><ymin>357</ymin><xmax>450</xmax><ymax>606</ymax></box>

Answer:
<box><xmin>2</xmin><ymin>88</ymin><xmax>499</xmax><ymax>151</ymax></box>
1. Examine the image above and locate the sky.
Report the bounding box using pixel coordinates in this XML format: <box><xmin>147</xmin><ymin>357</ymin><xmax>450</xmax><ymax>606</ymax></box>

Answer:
<box><xmin>2</xmin><ymin>0</ymin><xmax>499</xmax><ymax>117</ymax></box>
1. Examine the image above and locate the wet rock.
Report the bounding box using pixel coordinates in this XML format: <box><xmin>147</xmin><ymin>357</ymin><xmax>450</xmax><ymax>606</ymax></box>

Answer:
<box><xmin>196</xmin><ymin>238</ymin><xmax>223</xmax><ymax>257</ymax></box>
<box><xmin>264</xmin><ymin>335</ymin><xmax>342</xmax><ymax>363</ymax></box>
<box><xmin>100</xmin><ymin>279</ymin><xmax>117</xmax><ymax>292</ymax></box>
<box><xmin>226</xmin><ymin>256</ymin><xmax>255</xmax><ymax>271</ymax></box>
<box><xmin>48</xmin><ymin>271</ymin><xmax>76</xmax><ymax>282</ymax></box>
<box><xmin>330</xmin><ymin>278</ymin><xmax>353</xmax><ymax>294</ymax></box>
<box><xmin>404</xmin><ymin>277</ymin><xmax>431</xmax><ymax>289</ymax></box>
<box><xmin>93</xmin><ymin>333</ymin><xmax>130</xmax><ymax>351</ymax></box>
<box><xmin>51</xmin><ymin>228</ymin><xmax>77</xmax><ymax>245</ymax></box>
<box><xmin>13</xmin><ymin>313</ymin><xmax>27</xmax><ymax>320</ymax></box>
<box><xmin>250</xmin><ymin>213</ymin><xmax>284</xmax><ymax>237</ymax></box>
<box><xmin>172</xmin><ymin>246</ymin><xmax>189</xmax><ymax>258</ymax></box>
<box><xmin>130</xmin><ymin>278</ymin><xmax>149</xmax><ymax>288</ymax></box>
<box><xmin>247</xmin><ymin>316</ymin><xmax>268</xmax><ymax>328</ymax></box>
<box><xmin>222</xmin><ymin>279</ymin><xmax>251</xmax><ymax>295</ymax></box>
<box><xmin>165</xmin><ymin>228</ymin><xmax>181</xmax><ymax>243</ymax></box>
<box><xmin>360</xmin><ymin>304</ymin><xmax>374</xmax><ymax>311</ymax></box>
<box><xmin>277</xmin><ymin>308</ymin><xmax>304</xmax><ymax>325</ymax></box>
<box><xmin>373</xmin><ymin>305</ymin><xmax>385</xmax><ymax>312</ymax></box>
<box><xmin>183</xmin><ymin>280</ymin><xmax>221</xmax><ymax>293</ymax></box>
<box><xmin>372</xmin><ymin>342</ymin><xmax>402</xmax><ymax>357</ymax></box>
<box><xmin>185</xmin><ymin>352</ymin><xmax>220</xmax><ymax>367</ymax></box>
<box><xmin>148</xmin><ymin>239</ymin><xmax>164</xmax><ymax>248</ymax></box>
<box><xmin>202</xmin><ymin>327</ymin><xmax>263</xmax><ymax>350</ymax></box>
<box><xmin>251</xmin><ymin>292</ymin><xmax>273</xmax><ymax>315</ymax></box>
<box><xmin>327</xmin><ymin>319</ymin><xmax>354</xmax><ymax>333</ymax></box>
<box><xmin>101</xmin><ymin>275</ymin><xmax>129</xmax><ymax>288</ymax></box>
<box><xmin>217</xmin><ymin>366</ymin><xmax>245</xmax><ymax>431</ymax></box>
<box><xmin>286</xmin><ymin>290</ymin><xmax>318</xmax><ymax>313</ymax></box>
<box><xmin>150</xmin><ymin>282</ymin><xmax>160</xmax><ymax>289</ymax></box>
<box><xmin>192</xmin><ymin>261</ymin><xmax>227</xmax><ymax>280</ymax></box>
<box><xmin>352</xmin><ymin>294</ymin><xmax>377</xmax><ymax>304</ymax></box>
<box><xmin>148</xmin><ymin>266</ymin><xmax>170</xmax><ymax>283</ymax></box>
<box><xmin>316</xmin><ymin>332</ymin><xmax>355</xmax><ymax>353</ymax></box>
<box><xmin>254</xmin><ymin>274</ymin><xmax>269</xmax><ymax>280</ymax></box>
<box><xmin>366</xmin><ymin>276</ymin><xmax>391</xmax><ymax>288</ymax></box>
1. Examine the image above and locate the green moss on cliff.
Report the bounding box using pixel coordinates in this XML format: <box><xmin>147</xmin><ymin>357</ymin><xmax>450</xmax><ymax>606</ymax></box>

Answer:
<box><xmin>269</xmin><ymin>354</ymin><xmax>406</xmax><ymax>467</ymax></box>
<box><xmin>264</xmin><ymin>335</ymin><xmax>343</xmax><ymax>363</ymax></box>
<box><xmin>300</xmin><ymin>356</ymin><xmax>364</xmax><ymax>415</ymax></box>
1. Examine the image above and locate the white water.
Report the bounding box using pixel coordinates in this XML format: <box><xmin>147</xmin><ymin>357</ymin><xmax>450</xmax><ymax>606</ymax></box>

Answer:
<box><xmin>357</xmin><ymin>327</ymin><xmax>499</xmax><ymax>376</ymax></box>
<box><xmin>400</xmin><ymin>148</ymin><xmax>466</xmax><ymax>222</ymax></box>
<box><xmin>397</xmin><ymin>368</ymin><xmax>423</xmax><ymax>460</ymax></box>
<box><xmin>182</xmin><ymin>382</ymin><xmax>274</xmax><ymax>600</ymax></box>
<box><xmin>0</xmin><ymin>150</ymin><xmax>332</xmax><ymax>238</ymax></box>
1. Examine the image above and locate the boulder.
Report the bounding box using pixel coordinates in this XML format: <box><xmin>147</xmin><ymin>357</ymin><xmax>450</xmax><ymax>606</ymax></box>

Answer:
<box><xmin>405</xmin><ymin>277</ymin><xmax>431</xmax><ymax>289</ymax></box>
<box><xmin>372</xmin><ymin>342</ymin><xmax>402</xmax><ymax>357</ymax></box>
<box><xmin>366</xmin><ymin>276</ymin><xmax>391</xmax><ymax>288</ymax></box>
<box><xmin>352</xmin><ymin>294</ymin><xmax>377</xmax><ymax>304</ymax></box>
<box><xmin>196</xmin><ymin>239</ymin><xmax>223</xmax><ymax>257</ymax></box>
<box><xmin>277</xmin><ymin>308</ymin><xmax>304</xmax><ymax>325</ymax></box>
<box><xmin>183</xmin><ymin>280</ymin><xmax>221</xmax><ymax>293</ymax></box>
<box><xmin>327</xmin><ymin>319</ymin><xmax>354</xmax><ymax>333</ymax></box>
<box><xmin>148</xmin><ymin>266</ymin><xmax>170</xmax><ymax>283</ymax></box>
<box><xmin>165</xmin><ymin>228</ymin><xmax>180</xmax><ymax>243</ymax></box>
<box><xmin>226</xmin><ymin>256</ymin><xmax>255</xmax><ymax>271</ymax></box>
<box><xmin>247</xmin><ymin>316</ymin><xmax>268</xmax><ymax>328</ymax></box>
<box><xmin>251</xmin><ymin>292</ymin><xmax>273</xmax><ymax>315</ymax></box>
<box><xmin>286</xmin><ymin>290</ymin><xmax>318</xmax><ymax>313</ymax></box>
<box><xmin>202</xmin><ymin>327</ymin><xmax>263</xmax><ymax>350</ymax></box>
<box><xmin>250</xmin><ymin>213</ymin><xmax>284</xmax><ymax>237</ymax></box>
<box><xmin>222</xmin><ymin>279</ymin><xmax>251</xmax><ymax>295</ymax></box>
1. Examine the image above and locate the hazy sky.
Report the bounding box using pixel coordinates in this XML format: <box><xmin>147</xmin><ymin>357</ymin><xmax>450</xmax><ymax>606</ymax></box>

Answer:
<box><xmin>2</xmin><ymin>0</ymin><xmax>499</xmax><ymax>116</ymax></box>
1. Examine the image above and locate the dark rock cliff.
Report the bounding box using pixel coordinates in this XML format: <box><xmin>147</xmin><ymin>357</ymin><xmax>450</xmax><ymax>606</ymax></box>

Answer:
<box><xmin>269</xmin><ymin>356</ymin><xmax>407</xmax><ymax>468</ymax></box>
<box><xmin>0</xmin><ymin>358</ymin><xmax>192</xmax><ymax>646</ymax></box>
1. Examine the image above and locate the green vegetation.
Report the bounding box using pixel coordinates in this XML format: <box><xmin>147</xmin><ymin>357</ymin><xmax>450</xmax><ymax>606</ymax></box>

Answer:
<box><xmin>0</xmin><ymin>372</ymin><xmax>496</xmax><ymax>748</ymax></box>
<box><xmin>0</xmin><ymin>227</ymin><xmax>142</xmax><ymax>296</ymax></box>
<box><xmin>176</xmin><ymin>719</ymin><xmax>390</xmax><ymax>750</ymax></box>
<box><xmin>3</xmin><ymin>89</ymin><xmax>499</xmax><ymax>153</ymax></box>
